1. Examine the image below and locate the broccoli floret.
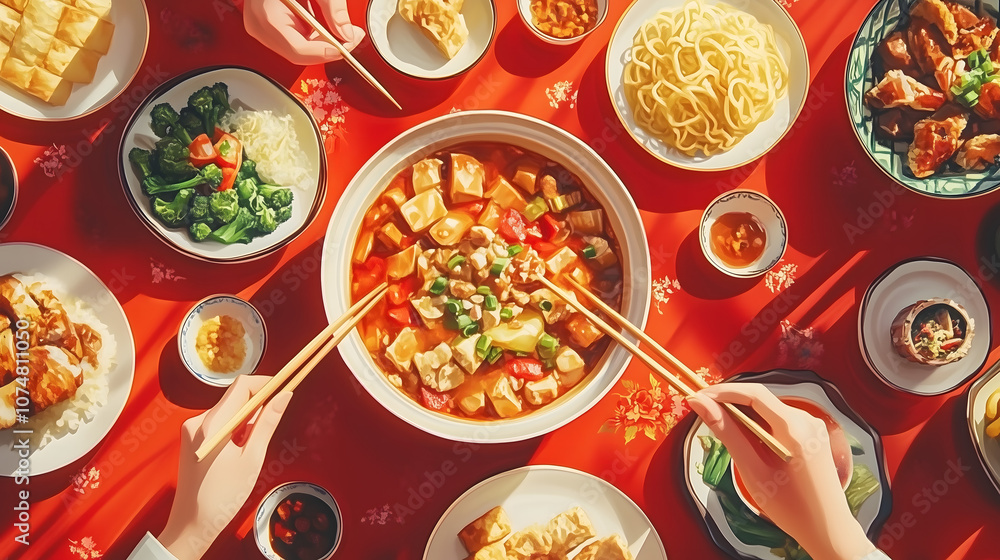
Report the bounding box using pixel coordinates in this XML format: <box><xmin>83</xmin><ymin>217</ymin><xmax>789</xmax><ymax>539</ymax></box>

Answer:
<box><xmin>211</xmin><ymin>82</ymin><xmax>231</xmax><ymax>117</ymax></box>
<box><xmin>209</xmin><ymin>189</ymin><xmax>240</xmax><ymax>224</ymax></box>
<box><xmin>128</xmin><ymin>148</ymin><xmax>154</xmax><ymax>180</ymax></box>
<box><xmin>236</xmin><ymin>159</ymin><xmax>257</xmax><ymax>182</ymax></box>
<box><xmin>152</xmin><ymin>189</ymin><xmax>195</xmax><ymax>228</ymax></box>
<box><xmin>209</xmin><ymin>207</ymin><xmax>256</xmax><ymax>244</ymax></box>
<box><xmin>276</xmin><ymin>205</ymin><xmax>292</xmax><ymax>224</ymax></box>
<box><xmin>187</xmin><ymin>86</ymin><xmax>221</xmax><ymax>133</ymax></box>
<box><xmin>143</xmin><ymin>164</ymin><xmax>223</xmax><ymax>195</ymax></box>
<box><xmin>256</xmin><ymin>206</ymin><xmax>278</xmax><ymax>234</ymax></box>
<box><xmin>154</xmin><ymin>136</ymin><xmax>197</xmax><ymax>181</ymax></box>
<box><xmin>235</xmin><ymin>178</ymin><xmax>258</xmax><ymax>207</ymax></box>
<box><xmin>189</xmin><ymin>222</ymin><xmax>212</xmax><ymax>241</ymax></box>
<box><xmin>179</xmin><ymin>106</ymin><xmax>206</xmax><ymax>138</ymax></box>
<box><xmin>150</xmin><ymin>103</ymin><xmax>194</xmax><ymax>145</ymax></box>
<box><xmin>189</xmin><ymin>195</ymin><xmax>211</xmax><ymax>224</ymax></box>
<box><xmin>257</xmin><ymin>183</ymin><xmax>293</xmax><ymax>209</ymax></box>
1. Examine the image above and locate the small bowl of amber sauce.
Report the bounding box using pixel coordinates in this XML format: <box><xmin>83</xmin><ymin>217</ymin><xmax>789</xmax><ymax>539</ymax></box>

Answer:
<box><xmin>699</xmin><ymin>190</ymin><xmax>787</xmax><ymax>278</ymax></box>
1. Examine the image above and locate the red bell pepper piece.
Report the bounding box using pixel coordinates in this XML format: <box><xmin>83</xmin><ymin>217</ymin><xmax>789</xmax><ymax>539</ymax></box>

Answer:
<box><xmin>539</xmin><ymin>214</ymin><xmax>562</xmax><ymax>241</ymax></box>
<box><xmin>387</xmin><ymin>305</ymin><xmax>413</xmax><ymax>326</ymax></box>
<box><xmin>188</xmin><ymin>134</ymin><xmax>217</xmax><ymax>167</ymax></box>
<box><xmin>388</xmin><ymin>276</ymin><xmax>420</xmax><ymax>306</ymax></box>
<box><xmin>219</xmin><ymin>166</ymin><xmax>237</xmax><ymax>192</ymax></box>
<box><xmin>505</xmin><ymin>358</ymin><xmax>545</xmax><ymax>381</ymax></box>
<box><xmin>499</xmin><ymin>208</ymin><xmax>529</xmax><ymax>243</ymax></box>
<box><xmin>420</xmin><ymin>387</ymin><xmax>453</xmax><ymax>412</ymax></box>
<box><xmin>532</xmin><ymin>241</ymin><xmax>559</xmax><ymax>258</ymax></box>
<box><xmin>214</xmin><ymin>133</ymin><xmax>243</xmax><ymax>169</ymax></box>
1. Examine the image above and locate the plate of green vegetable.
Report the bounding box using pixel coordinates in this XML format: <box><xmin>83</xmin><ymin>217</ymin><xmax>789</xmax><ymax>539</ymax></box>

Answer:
<box><xmin>118</xmin><ymin>66</ymin><xmax>326</xmax><ymax>263</ymax></box>
<box><xmin>682</xmin><ymin>370</ymin><xmax>892</xmax><ymax>560</ymax></box>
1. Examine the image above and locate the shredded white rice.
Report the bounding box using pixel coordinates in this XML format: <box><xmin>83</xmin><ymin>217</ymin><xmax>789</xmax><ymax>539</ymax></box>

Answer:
<box><xmin>223</xmin><ymin>109</ymin><xmax>315</xmax><ymax>191</ymax></box>
<box><xmin>15</xmin><ymin>274</ymin><xmax>116</xmax><ymax>450</ymax></box>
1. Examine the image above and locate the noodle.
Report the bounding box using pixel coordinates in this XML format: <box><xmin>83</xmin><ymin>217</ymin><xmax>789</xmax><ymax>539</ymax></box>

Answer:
<box><xmin>623</xmin><ymin>0</ymin><xmax>789</xmax><ymax>157</ymax></box>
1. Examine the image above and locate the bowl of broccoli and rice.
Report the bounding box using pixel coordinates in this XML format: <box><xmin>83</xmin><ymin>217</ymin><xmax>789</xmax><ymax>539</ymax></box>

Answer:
<box><xmin>117</xmin><ymin>66</ymin><xmax>326</xmax><ymax>263</ymax></box>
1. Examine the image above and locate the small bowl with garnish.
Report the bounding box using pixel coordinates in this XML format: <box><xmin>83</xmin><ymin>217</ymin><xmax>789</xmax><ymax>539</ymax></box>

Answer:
<box><xmin>255</xmin><ymin>482</ymin><xmax>343</xmax><ymax>560</ymax></box>
<box><xmin>890</xmin><ymin>298</ymin><xmax>975</xmax><ymax>367</ymax></box>
<box><xmin>517</xmin><ymin>0</ymin><xmax>608</xmax><ymax>45</ymax></box>
<box><xmin>699</xmin><ymin>190</ymin><xmax>787</xmax><ymax>278</ymax></box>
<box><xmin>178</xmin><ymin>294</ymin><xmax>266</xmax><ymax>386</ymax></box>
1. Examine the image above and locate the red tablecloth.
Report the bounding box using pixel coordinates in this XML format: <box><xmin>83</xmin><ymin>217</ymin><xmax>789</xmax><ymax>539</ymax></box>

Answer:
<box><xmin>2</xmin><ymin>0</ymin><xmax>1000</xmax><ymax>558</ymax></box>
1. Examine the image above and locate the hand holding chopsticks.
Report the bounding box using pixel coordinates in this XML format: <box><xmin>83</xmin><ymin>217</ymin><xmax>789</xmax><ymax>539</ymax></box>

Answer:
<box><xmin>535</xmin><ymin>275</ymin><xmax>793</xmax><ymax>462</ymax></box>
<box><xmin>194</xmin><ymin>283</ymin><xmax>388</xmax><ymax>462</ymax></box>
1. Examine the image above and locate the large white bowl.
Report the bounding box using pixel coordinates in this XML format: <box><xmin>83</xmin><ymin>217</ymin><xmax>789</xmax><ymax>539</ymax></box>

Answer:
<box><xmin>320</xmin><ymin>110</ymin><xmax>651</xmax><ymax>443</ymax></box>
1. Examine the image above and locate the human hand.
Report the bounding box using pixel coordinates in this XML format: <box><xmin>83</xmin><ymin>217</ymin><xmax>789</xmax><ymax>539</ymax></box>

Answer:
<box><xmin>688</xmin><ymin>383</ymin><xmax>878</xmax><ymax>560</ymax></box>
<box><xmin>158</xmin><ymin>375</ymin><xmax>293</xmax><ymax>560</ymax></box>
<box><xmin>244</xmin><ymin>0</ymin><xmax>365</xmax><ymax>66</ymax></box>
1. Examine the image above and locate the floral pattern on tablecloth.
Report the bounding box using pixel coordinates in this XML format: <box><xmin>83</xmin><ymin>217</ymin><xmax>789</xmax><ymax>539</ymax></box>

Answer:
<box><xmin>150</xmin><ymin>260</ymin><xmax>185</xmax><ymax>284</ymax></box>
<box><xmin>68</xmin><ymin>536</ymin><xmax>103</xmax><ymax>559</ymax></box>
<box><xmin>72</xmin><ymin>467</ymin><xmax>100</xmax><ymax>495</ymax></box>
<box><xmin>296</xmin><ymin>78</ymin><xmax>349</xmax><ymax>145</ymax></box>
<box><xmin>652</xmin><ymin>275</ymin><xmax>682</xmax><ymax>315</ymax></box>
<box><xmin>34</xmin><ymin>143</ymin><xmax>69</xmax><ymax>178</ymax></box>
<box><xmin>777</xmin><ymin>320</ymin><xmax>824</xmax><ymax>369</ymax></box>
<box><xmin>765</xmin><ymin>262</ymin><xmax>798</xmax><ymax>294</ymax></box>
<box><xmin>601</xmin><ymin>368</ymin><xmax>720</xmax><ymax>443</ymax></box>
<box><xmin>831</xmin><ymin>160</ymin><xmax>858</xmax><ymax>187</ymax></box>
<box><xmin>546</xmin><ymin>81</ymin><xmax>578</xmax><ymax>109</ymax></box>
<box><xmin>361</xmin><ymin>504</ymin><xmax>403</xmax><ymax>526</ymax></box>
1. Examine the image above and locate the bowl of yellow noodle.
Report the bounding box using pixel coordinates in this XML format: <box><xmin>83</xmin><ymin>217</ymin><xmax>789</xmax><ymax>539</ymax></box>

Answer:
<box><xmin>606</xmin><ymin>0</ymin><xmax>809</xmax><ymax>171</ymax></box>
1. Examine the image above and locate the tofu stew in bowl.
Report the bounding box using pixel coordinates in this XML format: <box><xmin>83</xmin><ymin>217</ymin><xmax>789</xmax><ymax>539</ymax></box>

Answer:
<box><xmin>321</xmin><ymin>111</ymin><xmax>650</xmax><ymax>443</ymax></box>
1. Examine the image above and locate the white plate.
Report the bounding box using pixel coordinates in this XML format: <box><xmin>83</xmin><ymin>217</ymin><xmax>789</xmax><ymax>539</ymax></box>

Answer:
<box><xmin>424</xmin><ymin>465</ymin><xmax>668</xmax><ymax>559</ymax></box>
<box><xmin>320</xmin><ymin>110</ymin><xmax>651</xmax><ymax>443</ymax></box>
<box><xmin>967</xmin><ymin>362</ymin><xmax>1000</xmax><ymax>497</ymax></box>
<box><xmin>699</xmin><ymin>190</ymin><xmax>787</xmax><ymax>278</ymax></box>
<box><xmin>0</xmin><ymin>0</ymin><xmax>149</xmax><ymax>121</ymax></box>
<box><xmin>605</xmin><ymin>0</ymin><xmax>809</xmax><ymax>171</ymax></box>
<box><xmin>118</xmin><ymin>66</ymin><xmax>327</xmax><ymax>263</ymax></box>
<box><xmin>0</xmin><ymin>243</ymin><xmax>136</xmax><ymax>476</ymax></box>
<box><xmin>858</xmin><ymin>258</ymin><xmax>991</xmax><ymax>396</ymax></box>
<box><xmin>178</xmin><ymin>295</ymin><xmax>267</xmax><ymax>387</ymax></box>
<box><xmin>683</xmin><ymin>371</ymin><xmax>890</xmax><ymax>560</ymax></box>
<box><xmin>367</xmin><ymin>0</ymin><xmax>496</xmax><ymax>80</ymax></box>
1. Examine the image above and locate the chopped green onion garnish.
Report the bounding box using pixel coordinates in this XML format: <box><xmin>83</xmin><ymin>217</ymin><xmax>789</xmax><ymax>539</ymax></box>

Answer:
<box><xmin>461</xmin><ymin>323</ymin><xmax>479</xmax><ymax>337</ymax></box>
<box><xmin>491</xmin><ymin>257</ymin><xmax>509</xmax><ymax>276</ymax></box>
<box><xmin>219</xmin><ymin>140</ymin><xmax>231</xmax><ymax>156</ymax></box>
<box><xmin>476</xmin><ymin>335</ymin><xmax>492</xmax><ymax>358</ymax></box>
<box><xmin>538</xmin><ymin>333</ymin><xmax>558</xmax><ymax>349</ymax></box>
<box><xmin>508</xmin><ymin>244</ymin><xmax>523</xmax><ymax>257</ymax></box>
<box><xmin>444</xmin><ymin>314</ymin><xmax>460</xmax><ymax>330</ymax></box>
<box><xmin>447</xmin><ymin>255</ymin><xmax>466</xmax><ymax>269</ymax></box>
<box><xmin>484</xmin><ymin>294</ymin><xmax>498</xmax><ymax>311</ymax></box>
<box><xmin>455</xmin><ymin>314</ymin><xmax>473</xmax><ymax>331</ymax></box>
<box><xmin>582</xmin><ymin>244</ymin><xmax>597</xmax><ymax>259</ymax></box>
<box><xmin>429</xmin><ymin>276</ymin><xmax>447</xmax><ymax>295</ymax></box>
<box><xmin>984</xmin><ymin>60</ymin><xmax>995</xmax><ymax>75</ymax></box>
<box><xmin>500</xmin><ymin>307</ymin><xmax>514</xmax><ymax>320</ymax></box>
<box><xmin>476</xmin><ymin>285</ymin><xmax>492</xmax><ymax>296</ymax></box>
<box><xmin>487</xmin><ymin>347</ymin><xmax>503</xmax><ymax>364</ymax></box>
<box><xmin>445</xmin><ymin>299</ymin><xmax>462</xmax><ymax>315</ymax></box>
<box><xmin>539</xmin><ymin>299</ymin><xmax>553</xmax><ymax>312</ymax></box>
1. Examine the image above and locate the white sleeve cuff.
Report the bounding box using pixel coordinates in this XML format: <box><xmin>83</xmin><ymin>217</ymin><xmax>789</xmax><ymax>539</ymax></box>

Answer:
<box><xmin>126</xmin><ymin>532</ymin><xmax>178</xmax><ymax>560</ymax></box>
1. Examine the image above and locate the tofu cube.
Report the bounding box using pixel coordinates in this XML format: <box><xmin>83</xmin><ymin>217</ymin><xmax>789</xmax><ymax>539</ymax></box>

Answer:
<box><xmin>459</xmin><ymin>506</ymin><xmax>513</xmax><ymax>553</ymax></box>
<box><xmin>412</xmin><ymin>158</ymin><xmax>443</xmax><ymax>194</ymax></box>
<box><xmin>386</xmin><ymin>245</ymin><xmax>420</xmax><ymax>279</ymax></box>
<box><xmin>524</xmin><ymin>374</ymin><xmax>559</xmax><ymax>406</ymax></box>
<box><xmin>400</xmin><ymin>188</ymin><xmax>447</xmax><ymax>232</ymax></box>
<box><xmin>0</xmin><ymin>55</ymin><xmax>29</xmax><ymax>90</ymax></box>
<box><xmin>486</xmin><ymin>176</ymin><xmax>527</xmax><ymax>213</ymax></box>
<box><xmin>385</xmin><ymin>327</ymin><xmax>418</xmax><ymax>372</ymax></box>
<box><xmin>0</xmin><ymin>0</ymin><xmax>26</xmax><ymax>12</ymax></box>
<box><xmin>457</xmin><ymin>389</ymin><xmax>486</xmax><ymax>416</ymax></box>
<box><xmin>451</xmin><ymin>333</ymin><xmax>484</xmax><ymax>374</ymax></box>
<box><xmin>415</xmin><ymin>344</ymin><xmax>464</xmax><ymax>392</ymax></box>
<box><xmin>545</xmin><ymin>246</ymin><xmax>579</xmax><ymax>275</ymax></box>
<box><xmin>23</xmin><ymin>0</ymin><xmax>65</xmax><ymax>35</ymax></box>
<box><xmin>410</xmin><ymin>295</ymin><xmax>444</xmax><ymax>321</ymax></box>
<box><xmin>56</xmin><ymin>7</ymin><xmax>115</xmax><ymax>54</ymax></box>
<box><xmin>71</xmin><ymin>0</ymin><xmax>112</xmax><ymax>20</ymax></box>
<box><xmin>546</xmin><ymin>507</ymin><xmax>597</xmax><ymax>556</ymax></box>
<box><xmin>450</xmin><ymin>153</ymin><xmax>485</xmax><ymax>203</ymax></box>
<box><xmin>378</xmin><ymin>221</ymin><xmax>405</xmax><ymax>249</ymax></box>
<box><xmin>483</xmin><ymin>371</ymin><xmax>522</xmax><ymax>418</ymax></box>
<box><xmin>464</xmin><ymin>542</ymin><xmax>506</xmax><ymax>560</ymax></box>
<box><xmin>27</xmin><ymin>65</ymin><xmax>73</xmax><ymax>105</ymax></box>
<box><xmin>11</xmin><ymin>24</ymin><xmax>54</xmax><ymax>66</ymax></box>
<box><xmin>42</xmin><ymin>39</ymin><xmax>100</xmax><ymax>83</ymax></box>
<box><xmin>565</xmin><ymin>314</ymin><xmax>604</xmax><ymax>348</ymax></box>
<box><xmin>0</xmin><ymin>4</ymin><xmax>20</xmax><ymax>43</ymax></box>
<box><xmin>429</xmin><ymin>211</ymin><xmax>474</xmax><ymax>246</ymax></box>
<box><xmin>477</xmin><ymin>199</ymin><xmax>503</xmax><ymax>229</ymax></box>
<box><xmin>512</xmin><ymin>163</ymin><xmax>540</xmax><ymax>194</ymax></box>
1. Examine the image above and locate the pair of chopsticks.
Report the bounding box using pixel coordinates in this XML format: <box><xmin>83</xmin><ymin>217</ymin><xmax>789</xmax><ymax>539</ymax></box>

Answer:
<box><xmin>277</xmin><ymin>0</ymin><xmax>402</xmax><ymax>110</ymax></box>
<box><xmin>194</xmin><ymin>283</ymin><xmax>389</xmax><ymax>462</ymax></box>
<box><xmin>536</xmin><ymin>276</ymin><xmax>793</xmax><ymax>462</ymax></box>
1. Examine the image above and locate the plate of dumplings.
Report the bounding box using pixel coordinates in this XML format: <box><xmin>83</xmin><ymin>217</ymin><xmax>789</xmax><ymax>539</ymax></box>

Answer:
<box><xmin>0</xmin><ymin>0</ymin><xmax>148</xmax><ymax>120</ymax></box>
<box><xmin>424</xmin><ymin>465</ymin><xmax>668</xmax><ymax>559</ymax></box>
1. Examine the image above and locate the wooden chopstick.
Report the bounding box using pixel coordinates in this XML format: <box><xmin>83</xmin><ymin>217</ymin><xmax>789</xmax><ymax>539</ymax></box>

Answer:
<box><xmin>536</xmin><ymin>276</ymin><xmax>792</xmax><ymax>462</ymax></box>
<box><xmin>194</xmin><ymin>283</ymin><xmax>388</xmax><ymax>461</ymax></box>
<box><xmin>277</xmin><ymin>0</ymin><xmax>402</xmax><ymax>110</ymax></box>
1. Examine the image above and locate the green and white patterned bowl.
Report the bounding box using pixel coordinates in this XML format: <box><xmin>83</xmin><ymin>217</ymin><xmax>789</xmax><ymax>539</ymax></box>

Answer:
<box><xmin>846</xmin><ymin>0</ymin><xmax>1000</xmax><ymax>198</ymax></box>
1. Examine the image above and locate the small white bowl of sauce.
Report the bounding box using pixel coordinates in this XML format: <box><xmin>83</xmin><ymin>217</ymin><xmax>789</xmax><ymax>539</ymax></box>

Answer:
<box><xmin>699</xmin><ymin>190</ymin><xmax>787</xmax><ymax>278</ymax></box>
<box><xmin>178</xmin><ymin>294</ymin><xmax>267</xmax><ymax>387</ymax></box>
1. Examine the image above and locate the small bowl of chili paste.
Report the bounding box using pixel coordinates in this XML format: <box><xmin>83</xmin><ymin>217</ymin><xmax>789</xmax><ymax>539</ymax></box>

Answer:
<box><xmin>255</xmin><ymin>482</ymin><xmax>342</xmax><ymax>560</ymax></box>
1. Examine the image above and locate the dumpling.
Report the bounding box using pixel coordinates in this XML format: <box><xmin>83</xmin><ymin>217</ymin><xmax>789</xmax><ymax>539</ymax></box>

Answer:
<box><xmin>398</xmin><ymin>0</ymin><xmax>468</xmax><ymax>60</ymax></box>
<box><xmin>463</xmin><ymin>541</ymin><xmax>505</xmax><ymax>560</ymax></box>
<box><xmin>574</xmin><ymin>534</ymin><xmax>634</xmax><ymax>560</ymax></box>
<box><xmin>503</xmin><ymin>524</ymin><xmax>553</xmax><ymax>560</ymax></box>
<box><xmin>458</xmin><ymin>506</ymin><xmax>512</xmax><ymax>553</ymax></box>
<box><xmin>545</xmin><ymin>507</ymin><xmax>596</xmax><ymax>556</ymax></box>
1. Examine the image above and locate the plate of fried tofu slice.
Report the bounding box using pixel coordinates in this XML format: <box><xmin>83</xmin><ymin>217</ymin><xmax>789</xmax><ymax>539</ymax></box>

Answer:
<box><xmin>0</xmin><ymin>0</ymin><xmax>148</xmax><ymax>120</ymax></box>
<box><xmin>424</xmin><ymin>465</ymin><xmax>668</xmax><ymax>560</ymax></box>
